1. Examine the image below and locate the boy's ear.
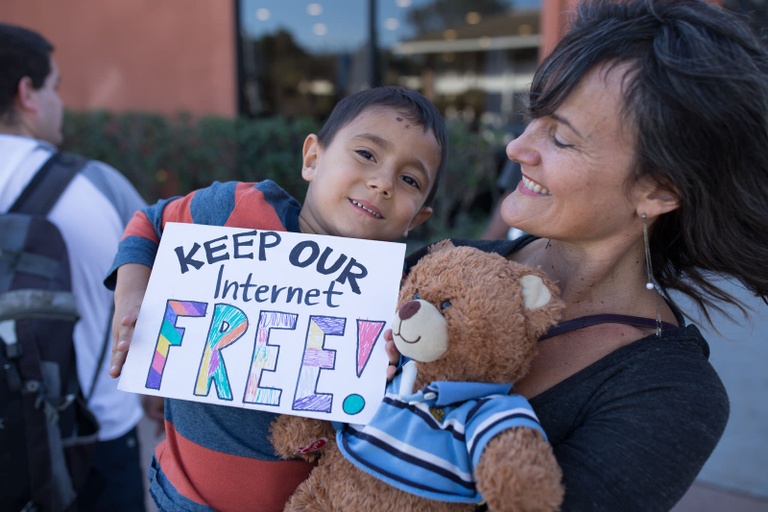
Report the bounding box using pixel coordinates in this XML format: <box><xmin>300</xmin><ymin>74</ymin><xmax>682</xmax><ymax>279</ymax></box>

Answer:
<box><xmin>404</xmin><ymin>206</ymin><xmax>433</xmax><ymax>237</ymax></box>
<box><xmin>301</xmin><ymin>134</ymin><xmax>320</xmax><ymax>182</ymax></box>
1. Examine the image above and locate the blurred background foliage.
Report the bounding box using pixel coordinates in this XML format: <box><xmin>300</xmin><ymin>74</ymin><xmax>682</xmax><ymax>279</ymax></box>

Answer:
<box><xmin>62</xmin><ymin>110</ymin><xmax>506</xmax><ymax>248</ymax></box>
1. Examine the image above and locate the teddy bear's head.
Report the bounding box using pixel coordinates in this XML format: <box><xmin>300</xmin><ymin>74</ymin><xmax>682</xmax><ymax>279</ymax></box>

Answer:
<box><xmin>392</xmin><ymin>241</ymin><xmax>564</xmax><ymax>391</ymax></box>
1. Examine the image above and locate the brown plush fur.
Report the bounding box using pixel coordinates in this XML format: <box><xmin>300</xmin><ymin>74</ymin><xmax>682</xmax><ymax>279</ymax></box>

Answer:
<box><xmin>270</xmin><ymin>241</ymin><xmax>566</xmax><ymax>511</ymax></box>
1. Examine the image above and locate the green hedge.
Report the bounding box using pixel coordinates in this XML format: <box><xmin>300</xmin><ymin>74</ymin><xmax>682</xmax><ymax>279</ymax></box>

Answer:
<box><xmin>62</xmin><ymin>110</ymin><xmax>504</xmax><ymax>247</ymax></box>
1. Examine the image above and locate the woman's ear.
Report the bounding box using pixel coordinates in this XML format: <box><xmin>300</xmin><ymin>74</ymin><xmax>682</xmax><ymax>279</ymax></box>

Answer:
<box><xmin>301</xmin><ymin>134</ymin><xmax>320</xmax><ymax>182</ymax></box>
<box><xmin>635</xmin><ymin>179</ymin><xmax>680</xmax><ymax>218</ymax></box>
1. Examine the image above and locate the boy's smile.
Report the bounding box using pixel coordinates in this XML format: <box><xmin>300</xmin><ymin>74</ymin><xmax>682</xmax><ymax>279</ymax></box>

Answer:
<box><xmin>299</xmin><ymin>106</ymin><xmax>440</xmax><ymax>241</ymax></box>
<box><xmin>349</xmin><ymin>198</ymin><xmax>383</xmax><ymax>219</ymax></box>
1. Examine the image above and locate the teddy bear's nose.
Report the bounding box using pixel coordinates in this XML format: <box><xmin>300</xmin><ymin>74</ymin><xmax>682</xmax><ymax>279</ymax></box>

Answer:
<box><xmin>399</xmin><ymin>300</ymin><xmax>421</xmax><ymax>320</ymax></box>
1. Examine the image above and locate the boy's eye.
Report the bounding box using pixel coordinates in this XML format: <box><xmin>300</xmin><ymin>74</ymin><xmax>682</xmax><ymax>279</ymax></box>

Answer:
<box><xmin>400</xmin><ymin>175</ymin><xmax>421</xmax><ymax>189</ymax></box>
<box><xmin>356</xmin><ymin>149</ymin><xmax>375</xmax><ymax>161</ymax></box>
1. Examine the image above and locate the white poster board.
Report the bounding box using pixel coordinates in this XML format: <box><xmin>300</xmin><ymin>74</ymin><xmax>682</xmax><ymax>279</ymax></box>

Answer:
<box><xmin>118</xmin><ymin>223</ymin><xmax>405</xmax><ymax>424</ymax></box>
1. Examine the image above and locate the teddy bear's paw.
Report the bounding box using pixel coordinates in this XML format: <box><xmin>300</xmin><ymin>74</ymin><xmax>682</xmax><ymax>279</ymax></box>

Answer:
<box><xmin>475</xmin><ymin>429</ymin><xmax>564</xmax><ymax>512</ymax></box>
<box><xmin>284</xmin><ymin>487</ymin><xmax>327</xmax><ymax>512</ymax></box>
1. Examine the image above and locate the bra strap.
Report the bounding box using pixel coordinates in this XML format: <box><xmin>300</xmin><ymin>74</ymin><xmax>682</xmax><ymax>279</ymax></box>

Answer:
<box><xmin>540</xmin><ymin>313</ymin><xmax>679</xmax><ymax>341</ymax></box>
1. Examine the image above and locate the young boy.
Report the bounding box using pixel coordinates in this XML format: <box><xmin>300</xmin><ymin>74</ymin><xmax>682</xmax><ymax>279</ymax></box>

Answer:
<box><xmin>106</xmin><ymin>86</ymin><xmax>447</xmax><ymax>512</ymax></box>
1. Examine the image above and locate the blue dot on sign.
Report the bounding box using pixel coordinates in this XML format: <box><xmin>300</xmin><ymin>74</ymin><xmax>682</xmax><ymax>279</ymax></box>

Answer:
<box><xmin>343</xmin><ymin>394</ymin><xmax>365</xmax><ymax>415</ymax></box>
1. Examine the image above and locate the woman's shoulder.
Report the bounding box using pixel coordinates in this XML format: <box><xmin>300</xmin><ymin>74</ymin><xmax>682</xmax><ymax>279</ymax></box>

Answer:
<box><xmin>534</xmin><ymin>324</ymin><xmax>727</xmax><ymax>410</ymax></box>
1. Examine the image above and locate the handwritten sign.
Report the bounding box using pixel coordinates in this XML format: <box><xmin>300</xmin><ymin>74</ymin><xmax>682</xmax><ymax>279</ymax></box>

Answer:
<box><xmin>118</xmin><ymin>222</ymin><xmax>406</xmax><ymax>424</ymax></box>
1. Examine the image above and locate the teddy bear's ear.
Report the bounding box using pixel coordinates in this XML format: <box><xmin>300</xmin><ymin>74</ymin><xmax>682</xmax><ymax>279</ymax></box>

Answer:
<box><xmin>520</xmin><ymin>274</ymin><xmax>552</xmax><ymax>310</ymax></box>
<box><xmin>427</xmin><ymin>239</ymin><xmax>455</xmax><ymax>254</ymax></box>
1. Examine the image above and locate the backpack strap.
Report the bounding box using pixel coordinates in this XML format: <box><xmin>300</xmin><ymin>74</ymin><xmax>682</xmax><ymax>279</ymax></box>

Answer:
<box><xmin>9</xmin><ymin>151</ymin><xmax>90</xmax><ymax>215</ymax></box>
<box><xmin>1</xmin><ymin>151</ymin><xmax>87</xmax><ymax>310</ymax></box>
<box><xmin>85</xmin><ymin>305</ymin><xmax>113</xmax><ymax>402</ymax></box>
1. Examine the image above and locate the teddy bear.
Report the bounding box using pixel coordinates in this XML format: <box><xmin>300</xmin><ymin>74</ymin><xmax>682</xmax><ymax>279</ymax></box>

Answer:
<box><xmin>270</xmin><ymin>240</ymin><xmax>566</xmax><ymax>512</ymax></box>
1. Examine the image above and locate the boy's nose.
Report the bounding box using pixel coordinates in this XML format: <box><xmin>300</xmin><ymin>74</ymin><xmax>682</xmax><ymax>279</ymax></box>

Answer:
<box><xmin>367</xmin><ymin>171</ymin><xmax>394</xmax><ymax>197</ymax></box>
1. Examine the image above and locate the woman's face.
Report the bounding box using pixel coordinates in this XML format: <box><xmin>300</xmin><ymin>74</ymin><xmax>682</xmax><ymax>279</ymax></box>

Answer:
<box><xmin>501</xmin><ymin>62</ymin><xmax>644</xmax><ymax>243</ymax></box>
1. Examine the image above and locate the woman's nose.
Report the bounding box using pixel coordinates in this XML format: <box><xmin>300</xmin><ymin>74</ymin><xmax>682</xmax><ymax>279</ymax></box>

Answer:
<box><xmin>506</xmin><ymin>131</ymin><xmax>525</xmax><ymax>160</ymax></box>
<box><xmin>506</xmin><ymin>127</ymin><xmax>538</xmax><ymax>167</ymax></box>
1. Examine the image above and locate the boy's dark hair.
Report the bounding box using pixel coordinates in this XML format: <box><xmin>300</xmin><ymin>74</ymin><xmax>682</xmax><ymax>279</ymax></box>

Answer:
<box><xmin>317</xmin><ymin>86</ymin><xmax>448</xmax><ymax>207</ymax></box>
<box><xmin>0</xmin><ymin>23</ymin><xmax>53</xmax><ymax>124</ymax></box>
<box><xmin>530</xmin><ymin>0</ymin><xmax>768</xmax><ymax>320</ymax></box>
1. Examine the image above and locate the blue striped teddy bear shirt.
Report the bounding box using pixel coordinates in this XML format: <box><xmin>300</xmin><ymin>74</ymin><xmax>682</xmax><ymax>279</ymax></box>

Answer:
<box><xmin>336</xmin><ymin>369</ymin><xmax>546</xmax><ymax>504</ymax></box>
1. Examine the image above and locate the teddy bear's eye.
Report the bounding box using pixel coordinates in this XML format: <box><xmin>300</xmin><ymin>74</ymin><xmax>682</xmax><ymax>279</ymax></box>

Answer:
<box><xmin>440</xmin><ymin>300</ymin><xmax>452</xmax><ymax>310</ymax></box>
<box><xmin>412</xmin><ymin>293</ymin><xmax>420</xmax><ymax>300</ymax></box>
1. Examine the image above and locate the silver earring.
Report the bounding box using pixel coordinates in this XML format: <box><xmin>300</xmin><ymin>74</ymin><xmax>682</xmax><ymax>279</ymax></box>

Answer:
<box><xmin>642</xmin><ymin>213</ymin><xmax>662</xmax><ymax>336</ymax></box>
<box><xmin>642</xmin><ymin>213</ymin><xmax>654</xmax><ymax>291</ymax></box>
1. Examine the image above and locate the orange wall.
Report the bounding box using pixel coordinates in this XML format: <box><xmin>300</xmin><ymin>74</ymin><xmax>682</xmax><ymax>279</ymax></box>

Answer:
<box><xmin>540</xmin><ymin>0</ymin><xmax>579</xmax><ymax>61</ymax></box>
<box><xmin>0</xmin><ymin>0</ymin><xmax>237</xmax><ymax>117</ymax></box>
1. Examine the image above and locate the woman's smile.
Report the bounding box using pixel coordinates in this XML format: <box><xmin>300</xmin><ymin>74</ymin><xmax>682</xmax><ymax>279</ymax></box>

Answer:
<box><xmin>520</xmin><ymin>174</ymin><xmax>552</xmax><ymax>196</ymax></box>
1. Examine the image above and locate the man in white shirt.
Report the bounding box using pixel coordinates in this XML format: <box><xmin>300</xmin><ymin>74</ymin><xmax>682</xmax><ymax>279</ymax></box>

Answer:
<box><xmin>0</xmin><ymin>22</ymin><xmax>156</xmax><ymax>511</ymax></box>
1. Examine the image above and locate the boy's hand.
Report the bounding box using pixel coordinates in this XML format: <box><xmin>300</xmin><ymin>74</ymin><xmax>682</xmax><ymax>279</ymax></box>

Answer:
<box><xmin>109</xmin><ymin>263</ymin><xmax>151</xmax><ymax>378</ymax></box>
<box><xmin>110</xmin><ymin>310</ymin><xmax>138</xmax><ymax>378</ymax></box>
<box><xmin>384</xmin><ymin>329</ymin><xmax>400</xmax><ymax>381</ymax></box>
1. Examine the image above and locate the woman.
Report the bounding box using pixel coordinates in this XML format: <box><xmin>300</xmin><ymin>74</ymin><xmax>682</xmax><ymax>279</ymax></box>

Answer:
<box><xmin>402</xmin><ymin>0</ymin><xmax>768</xmax><ymax>510</ymax></box>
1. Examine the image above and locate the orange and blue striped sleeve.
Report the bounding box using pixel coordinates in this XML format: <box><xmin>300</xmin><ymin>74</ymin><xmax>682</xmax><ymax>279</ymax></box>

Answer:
<box><xmin>104</xmin><ymin>180</ymin><xmax>301</xmax><ymax>290</ymax></box>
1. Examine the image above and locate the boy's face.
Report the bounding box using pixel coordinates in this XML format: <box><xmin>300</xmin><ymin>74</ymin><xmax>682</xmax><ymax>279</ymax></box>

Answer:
<box><xmin>299</xmin><ymin>106</ymin><xmax>440</xmax><ymax>241</ymax></box>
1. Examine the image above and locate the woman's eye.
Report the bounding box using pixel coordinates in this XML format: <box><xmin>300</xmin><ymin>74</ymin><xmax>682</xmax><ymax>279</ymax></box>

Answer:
<box><xmin>401</xmin><ymin>175</ymin><xmax>421</xmax><ymax>189</ymax></box>
<box><xmin>548</xmin><ymin>125</ymin><xmax>573</xmax><ymax>149</ymax></box>
<box><xmin>356</xmin><ymin>149</ymin><xmax>375</xmax><ymax>161</ymax></box>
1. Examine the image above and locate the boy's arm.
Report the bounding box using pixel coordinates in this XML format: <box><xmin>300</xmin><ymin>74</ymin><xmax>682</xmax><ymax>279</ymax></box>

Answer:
<box><xmin>109</xmin><ymin>263</ymin><xmax>151</xmax><ymax>378</ymax></box>
<box><xmin>105</xmin><ymin>194</ymin><xmax>187</xmax><ymax>377</ymax></box>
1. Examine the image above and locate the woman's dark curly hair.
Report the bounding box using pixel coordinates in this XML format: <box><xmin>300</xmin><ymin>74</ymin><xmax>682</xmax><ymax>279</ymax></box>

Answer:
<box><xmin>528</xmin><ymin>0</ymin><xmax>768</xmax><ymax>322</ymax></box>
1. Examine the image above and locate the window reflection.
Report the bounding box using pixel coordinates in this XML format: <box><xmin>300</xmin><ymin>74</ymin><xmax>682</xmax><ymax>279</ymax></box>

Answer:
<box><xmin>238</xmin><ymin>0</ymin><xmax>541</xmax><ymax>130</ymax></box>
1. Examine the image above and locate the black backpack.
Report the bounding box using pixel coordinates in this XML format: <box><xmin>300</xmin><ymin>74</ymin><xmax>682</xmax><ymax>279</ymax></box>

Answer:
<box><xmin>0</xmin><ymin>151</ymin><xmax>101</xmax><ymax>512</ymax></box>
